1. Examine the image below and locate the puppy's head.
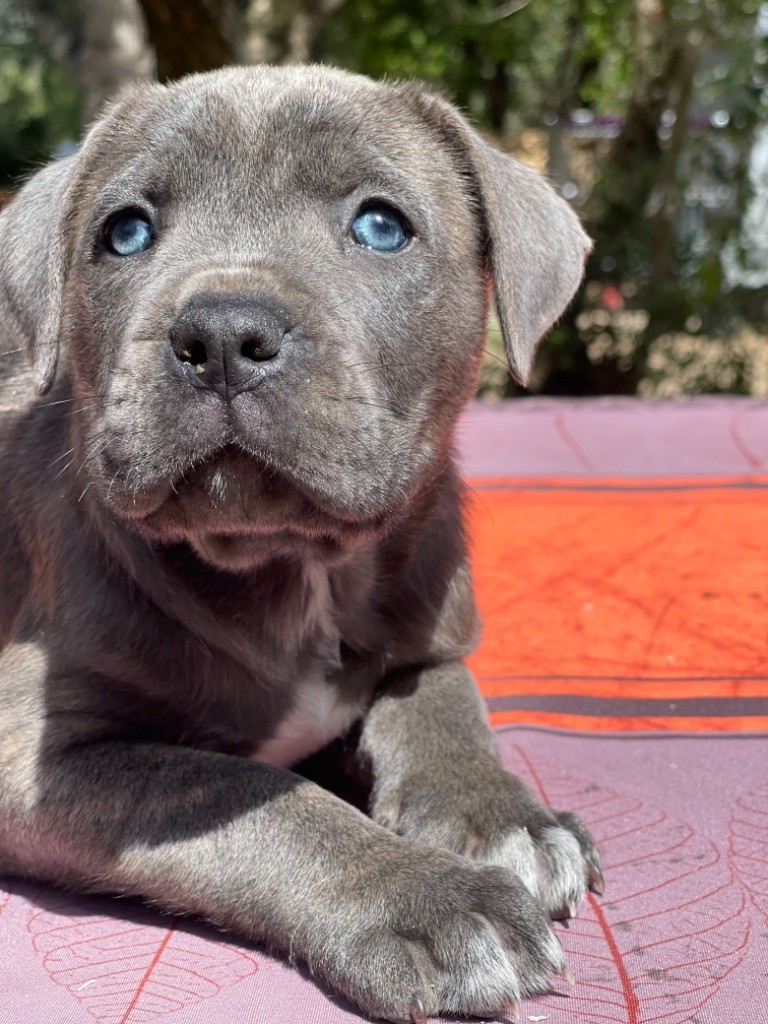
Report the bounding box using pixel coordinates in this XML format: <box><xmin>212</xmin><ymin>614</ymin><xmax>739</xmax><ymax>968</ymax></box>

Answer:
<box><xmin>0</xmin><ymin>66</ymin><xmax>589</xmax><ymax>571</ymax></box>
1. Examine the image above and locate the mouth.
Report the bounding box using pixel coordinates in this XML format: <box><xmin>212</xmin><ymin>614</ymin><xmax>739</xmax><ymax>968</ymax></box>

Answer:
<box><xmin>108</xmin><ymin>444</ymin><xmax>376</xmax><ymax>568</ymax></box>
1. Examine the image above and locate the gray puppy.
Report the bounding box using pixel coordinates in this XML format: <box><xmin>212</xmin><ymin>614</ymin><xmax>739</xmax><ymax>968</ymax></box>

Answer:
<box><xmin>0</xmin><ymin>66</ymin><xmax>602</xmax><ymax>1022</ymax></box>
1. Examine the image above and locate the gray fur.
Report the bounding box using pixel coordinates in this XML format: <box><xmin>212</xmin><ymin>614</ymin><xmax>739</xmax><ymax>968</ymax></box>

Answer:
<box><xmin>0</xmin><ymin>65</ymin><xmax>600</xmax><ymax>1021</ymax></box>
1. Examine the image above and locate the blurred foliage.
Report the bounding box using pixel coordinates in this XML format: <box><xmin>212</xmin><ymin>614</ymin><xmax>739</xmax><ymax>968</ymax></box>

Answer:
<box><xmin>640</xmin><ymin>325</ymin><xmax>768</xmax><ymax>395</ymax></box>
<box><xmin>320</xmin><ymin>0</ymin><xmax>636</xmax><ymax>128</ymax></box>
<box><xmin>0</xmin><ymin>0</ymin><xmax>81</xmax><ymax>187</ymax></box>
<box><xmin>1</xmin><ymin>0</ymin><xmax>767</xmax><ymax>395</ymax></box>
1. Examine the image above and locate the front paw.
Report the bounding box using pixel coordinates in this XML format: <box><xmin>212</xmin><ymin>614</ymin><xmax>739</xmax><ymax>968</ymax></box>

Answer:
<box><xmin>372</xmin><ymin>758</ymin><xmax>604</xmax><ymax>922</ymax></box>
<box><xmin>318</xmin><ymin>843</ymin><xmax>566</xmax><ymax>1022</ymax></box>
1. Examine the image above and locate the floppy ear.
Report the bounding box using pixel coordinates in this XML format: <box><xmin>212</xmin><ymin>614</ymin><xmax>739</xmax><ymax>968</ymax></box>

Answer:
<box><xmin>408</xmin><ymin>91</ymin><xmax>592</xmax><ymax>384</ymax></box>
<box><xmin>0</xmin><ymin>153</ymin><xmax>79</xmax><ymax>394</ymax></box>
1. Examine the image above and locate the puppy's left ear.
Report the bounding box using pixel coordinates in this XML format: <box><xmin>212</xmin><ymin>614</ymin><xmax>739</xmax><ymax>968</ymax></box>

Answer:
<box><xmin>0</xmin><ymin>154</ymin><xmax>79</xmax><ymax>395</ymax></box>
<box><xmin>408</xmin><ymin>91</ymin><xmax>592</xmax><ymax>384</ymax></box>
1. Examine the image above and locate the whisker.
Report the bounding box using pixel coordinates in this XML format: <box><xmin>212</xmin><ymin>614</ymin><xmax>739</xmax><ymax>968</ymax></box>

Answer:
<box><xmin>47</xmin><ymin>445</ymin><xmax>77</xmax><ymax>469</ymax></box>
<box><xmin>483</xmin><ymin>346</ymin><xmax>509</xmax><ymax>369</ymax></box>
<box><xmin>53</xmin><ymin>458</ymin><xmax>76</xmax><ymax>480</ymax></box>
<box><xmin>76</xmin><ymin>435</ymin><xmax>111</xmax><ymax>477</ymax></box>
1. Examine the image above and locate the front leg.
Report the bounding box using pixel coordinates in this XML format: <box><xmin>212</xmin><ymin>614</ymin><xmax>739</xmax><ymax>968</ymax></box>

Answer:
<box><xmin>359</xmin><ymin>661</ymin><xmax>605</xmax><ymax>920</ymax></box>
<box><xmin>0</xmin><ymin>660</ymin><xmax>566</xmax><ymax>1022</ymax></box>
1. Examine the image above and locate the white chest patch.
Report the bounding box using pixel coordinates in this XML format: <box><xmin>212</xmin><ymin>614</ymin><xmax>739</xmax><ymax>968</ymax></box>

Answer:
<box><xmin>251</xmin><ymin>680</ymin><xmax>362</xmax><ymax>768</ymax></box>
<box><xmin>249</xmin><ymin>562</ymin><xmax>362</xmax><ymax>768</ymax></box>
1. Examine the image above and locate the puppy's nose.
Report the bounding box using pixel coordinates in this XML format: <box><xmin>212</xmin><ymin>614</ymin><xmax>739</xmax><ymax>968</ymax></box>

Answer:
<box><xmin>169</xmin><ymin>292</ymin><xmax>290</xmax><ymax>399</ymax></box>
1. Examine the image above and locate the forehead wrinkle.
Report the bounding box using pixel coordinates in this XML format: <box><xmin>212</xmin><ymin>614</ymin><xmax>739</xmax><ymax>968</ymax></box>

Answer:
<box><xmin>183</xmin><ymin>110</ymin><xmax>451</xmax><ymax>217</ymax></box>
<box><xmin>89</xmin><ymin>155</ymin><xmax>166</xmax><ymax>211</ymax></box>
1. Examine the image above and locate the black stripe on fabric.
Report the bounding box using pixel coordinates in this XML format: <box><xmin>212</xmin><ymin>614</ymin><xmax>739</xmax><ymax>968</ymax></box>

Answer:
<box><xmin>484</xmin><ymin>695</ymin><xmax>768</xmax><ymax>717</ymax></box>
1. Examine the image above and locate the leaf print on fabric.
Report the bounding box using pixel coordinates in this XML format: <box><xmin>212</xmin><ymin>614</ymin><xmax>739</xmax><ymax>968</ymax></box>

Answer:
<box><xmin>729</xmin><ymin>782</ymin><xmax>768</xmax><ymax>926</ymax></box>
<box><xmin>28</xmin><ymin>896</ymin><xmax>263</xmax><ymax>1024</ymax></box>
<box><xmin>505</xmin><ymin>745</ymin><xmax>750</xmax><ymax>1024</ymax></box>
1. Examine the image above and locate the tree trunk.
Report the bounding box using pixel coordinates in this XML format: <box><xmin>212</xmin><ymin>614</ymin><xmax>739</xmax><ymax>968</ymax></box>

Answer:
<box><xmin>646</xmin><ymin>33</ymin><xmax>702</xmax><ymax>302</ymax></box>
<box><xmin>135</xmin><ymin>0</ymin><xmax>242</xmax><ymax>82</ymax></box>
<box><xmin>536</xmin><ymin>0</ymin><xmax>703</xmax><ymax>395</ymax></box>
<box><xmin>585</xmin><ymin>0</ymin><xmax>671</xmax><ymax>248</ymax></box>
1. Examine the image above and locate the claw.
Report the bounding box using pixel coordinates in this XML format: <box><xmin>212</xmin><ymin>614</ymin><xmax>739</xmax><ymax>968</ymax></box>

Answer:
<box><xmin>588</xmin><ymin>867</ymin><xmax>606</xmax><ymax>896</ymax></box>
<box><xmin>552</xmin><ymin>898</ymin><xmax>577</xmax><ymax>923</ymax></box>
<box><xmin>409</xmin><ymin>996</ymin><xmax>428</xmax><ymax>1024</ymax></box>
<box><xmin>502</xmin><ymin>997</ymin><xmax>521</xmax><ymax>1021</ymax></box>
<box><xmin>558</xmin><ymin>966</ymin><xmax>576</xmax><ymax>987</ymax></box>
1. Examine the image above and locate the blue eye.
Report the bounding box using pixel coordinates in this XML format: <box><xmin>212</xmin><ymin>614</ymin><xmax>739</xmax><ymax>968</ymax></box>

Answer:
<box><xmin>351</xmin><ymin>205</ymin><xmax>410</xmax><ymax>252</ymax></box>
<box><xmin>107</xmin><ymin>212</ymin><xmax>154</xmax><ymax>256</ymax></box>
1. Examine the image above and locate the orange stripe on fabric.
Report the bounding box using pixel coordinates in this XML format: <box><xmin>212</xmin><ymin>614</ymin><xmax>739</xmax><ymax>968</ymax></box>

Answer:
<box><xmin>487</xmin><ymin>711</ymin><xmax>768</xmax><ymax>733</ymax></box>
<box><xmin>465</xmin><ymin>480</ymin><xmax>768</xmax><ymax>703</ymax></box>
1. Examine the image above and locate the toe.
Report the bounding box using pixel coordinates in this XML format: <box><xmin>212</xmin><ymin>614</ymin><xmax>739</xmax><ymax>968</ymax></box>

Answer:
<box><xmin>555</xmin><ymin>809</ymin><xmax>606</xmax><ymax>896</ymax></box>
<box><xmin>535</xmin><ymin>826</ymin><xmax>588</xmax><ymax>919</ymax></box>
<box><xmin>481</xmin><ymin>828</ymin><xmax>539</xmax><ymax>897</ymax></box>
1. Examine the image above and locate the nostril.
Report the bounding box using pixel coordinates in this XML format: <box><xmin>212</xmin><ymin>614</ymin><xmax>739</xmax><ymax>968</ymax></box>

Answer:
<box><xmin>240</xmin><ymin>336</ymin><xmax>280</xmax><ymax>362</ymax></box>
<box><xmin>176</xmin><ymin>338</ymin><xmax>208</xmax><ymax>371</ymax></box>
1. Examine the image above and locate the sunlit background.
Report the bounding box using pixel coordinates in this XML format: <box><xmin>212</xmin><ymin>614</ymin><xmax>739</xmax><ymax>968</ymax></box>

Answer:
<box><xmin>2</xmin><ymin>0</ymin><xmax>766</xmax><ymax>397</ymax></box>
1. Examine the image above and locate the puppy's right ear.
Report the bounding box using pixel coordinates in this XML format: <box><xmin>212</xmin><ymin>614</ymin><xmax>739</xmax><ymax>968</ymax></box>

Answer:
<box><xmin>0</xmin><ymin>154</ymin><xmax>79</xmax><ymax>395</ymax></box>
